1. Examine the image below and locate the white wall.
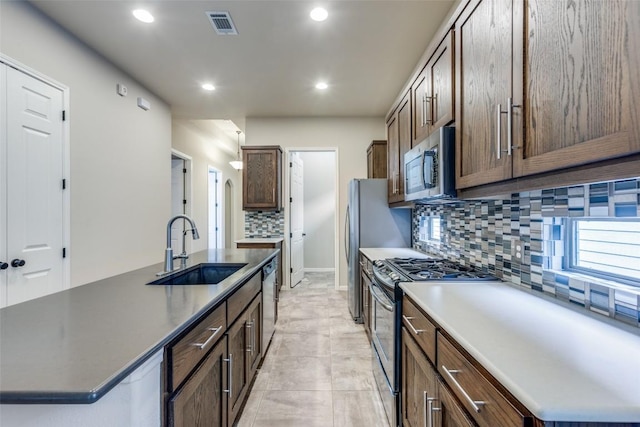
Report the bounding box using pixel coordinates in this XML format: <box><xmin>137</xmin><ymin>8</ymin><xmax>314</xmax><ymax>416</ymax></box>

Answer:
<box><xmin>299</xmin><ymin>151</ymin><xmax>336</xmax><ymax>270</ymax></box>
<box><xmin>0</xmin><ymin>2</ymin><xmax>172</xmax><ymax>286</ymax></box>
<box><xmin>171</xmin><ymin>120</ymin><xmax>244</xmax><ymax>250</ymax></box>
<box><xmin>245</xmin><ymin>117</ymin><xmax>385</xmax><ymax>287</ymax></box>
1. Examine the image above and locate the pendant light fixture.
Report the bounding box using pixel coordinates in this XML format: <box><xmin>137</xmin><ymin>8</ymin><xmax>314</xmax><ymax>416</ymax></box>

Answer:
<box><xmin>229</xmin><ymin>130</ymin><xmax>243</xmax><ymax>170</ymax></box>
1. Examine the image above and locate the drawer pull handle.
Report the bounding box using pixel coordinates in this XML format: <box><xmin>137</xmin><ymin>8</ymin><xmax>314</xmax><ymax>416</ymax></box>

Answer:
<box><xmin>427</xmin><ymin>396</ymin><xmax>440</xmax><ymax>427</ymax></box>
<box><xmin>192</xmin><ymin>326</ymin><xmax>223</xmax><ymax>350</ymax></box>
<box><xmin>246</xmin><ymin>321</ymin><xmax>254</xmax><ymax>353</ymax></box>
<box><xmin>442</xmin><ymin>365</ymin><xmax>485</xmax><ymax>413</ymax></box>
<box><xmin>223</xmin><ymin>353</ymin><xmax>233</xmax><ymax>396</ymax></box>
<box><xmin>402</xmin><ymin>315</ymin><xmax>425</xmax><ymax>335</ymax></box>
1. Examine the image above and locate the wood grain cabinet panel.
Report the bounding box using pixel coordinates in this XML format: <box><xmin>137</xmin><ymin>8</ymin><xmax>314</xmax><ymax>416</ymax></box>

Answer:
<box><xmin>387</xmin><ymin>91</ymin><xmax>411</xmax><ymax>204</ymax></box>
<box><xmin>412</xmin><ymin>69</ymin><xmax>430</xmax><ymax>145</ymax></box>
<box><xmin>456</xmin><ymin>0</ymin><xmax>640</xmax><ymax>190</ymax></box>
<box><xmin>242</xmin><ymin>146</ymin><xmax>282</xmax><ymax>211</ymax></box>
<box><xmin>367</xmin><ymin>140</ymin><xmax>388</xmax><ymax>178</ymax></box>
<box><xmin>401</xmin><ymin>328</ymin><xmax>438</xmax><ymax>427</ymax></box>
<box><xmin>227</xmin><ymin>306</ymin><xmax>250</xmax><ymax>426</ymax></box>
<box><xmin>387</xmin><ymin>109</ymin><xmax>400</xmax><ymax>202</ymax></box>
<box><xmin>436</xmin><ymin>376</ymin><xmax>478</xmax><ymax>427</ymax></box>
<box><xmin>168</xmin><ymin>336</ymin><xmax>228</xmax><ymax>427</ymax></box>
<box><xmin>402</xmin><ymin>297</ymin><xmax>437</xmax><ymax>364</ymax></box>
<box><xmin>437</xmin><ymin>332</ymin><xmax>527</xmax><ymax>427</ymax></box>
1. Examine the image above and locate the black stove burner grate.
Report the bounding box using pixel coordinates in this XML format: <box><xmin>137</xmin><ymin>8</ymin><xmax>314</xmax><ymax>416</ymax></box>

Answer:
<box><xmin>385</xmin><ymin>257</ymin><xmax>496</xmax><ymax>281</ymax></box>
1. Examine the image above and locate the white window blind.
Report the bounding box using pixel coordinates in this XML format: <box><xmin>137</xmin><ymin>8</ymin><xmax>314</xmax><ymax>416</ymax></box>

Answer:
<box><xmin>570</xmin><ymin>219</ymin><xmax>640</xmax><ymax>284</ymax></box>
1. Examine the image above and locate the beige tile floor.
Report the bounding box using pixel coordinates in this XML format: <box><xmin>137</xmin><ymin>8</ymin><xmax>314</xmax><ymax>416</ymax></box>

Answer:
<box><xmin>237</xmin><ymin>272</ymin><xmax>389</xmax><ymax>427</ymax></box>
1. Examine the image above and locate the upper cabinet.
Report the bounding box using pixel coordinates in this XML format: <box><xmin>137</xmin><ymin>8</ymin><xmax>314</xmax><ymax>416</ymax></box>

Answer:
<box><xmin>412</xmin><ymin>30</ymin><xmax>455</xmax><ymax>146</ymax></box>
<box><xmin>456</xmin><ymin>0</ymin><xmax>640</xmax><ymax>190</ymax></box>
<box><xmin>387</xmin><ymin>91</ymin><xmax>411</xmax><ymax>204</ymax></box>
<box><xmin>367</xmin><ymin>140</ymin><xmax>388</xmax><ymax>179</ymax></box>
<box><xmin>242</xmin><ymin>146</ymin><xmax>283</xmax><ymax>211</ymax></box>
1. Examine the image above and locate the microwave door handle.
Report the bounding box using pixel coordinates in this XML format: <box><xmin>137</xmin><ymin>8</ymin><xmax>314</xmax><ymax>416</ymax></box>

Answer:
<box><xmin>423</xmin><ymin>151</ymin><xmax>436</xmax><ymax>189</ymax></box>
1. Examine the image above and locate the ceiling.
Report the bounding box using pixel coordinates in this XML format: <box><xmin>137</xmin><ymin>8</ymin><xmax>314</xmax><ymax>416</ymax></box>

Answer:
<box><xmin>28</xmin><ymin>0</ymin><xmax>456</xmax><ymax>132</ymax></box>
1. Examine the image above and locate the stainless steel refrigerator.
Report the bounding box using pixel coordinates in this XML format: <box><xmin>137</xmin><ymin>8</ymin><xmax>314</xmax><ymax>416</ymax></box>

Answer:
<box><xmin>346</xmin><ymin>179</ymin><xmax>411</xmax><ymax>322</ymax></box>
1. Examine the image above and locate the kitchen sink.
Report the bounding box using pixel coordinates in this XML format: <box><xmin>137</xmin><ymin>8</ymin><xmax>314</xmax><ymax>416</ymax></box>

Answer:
<box><xmin>148</xmin><ymin>263</ymin><xmax>247</xmax><ymax>286</ymax></box>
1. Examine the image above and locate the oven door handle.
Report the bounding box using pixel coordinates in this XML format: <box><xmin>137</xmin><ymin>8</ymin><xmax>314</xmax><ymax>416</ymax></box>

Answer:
<box><xmin>369</xmin><ymin>283</ymin><xmax>394</xmax><ymax>312</ymax></box>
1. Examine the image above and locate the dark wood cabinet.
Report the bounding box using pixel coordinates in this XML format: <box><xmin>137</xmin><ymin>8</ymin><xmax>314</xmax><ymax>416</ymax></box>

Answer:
<box><xmin>242</xmin><ymin>146</ymin><xmax>282</xmax><ymax>211</ymax></box>
<box><xmin>227</xmin><ymin>292</ymin><xmax>262</xmax><ymax>426</ymax></box>
<box><xmin>436</xmin><ymin>376</ymin><xmax>478</xmax><ymax>427</ymax></box>
<box><xmin>367</xmin><ymin>140</ymin><xmax>388</xmax><ymax>178</ymax></box>
<box><xmin>236</xmin><ymin>239</ymin><xmax>282</xmax><ymax>300</ymax></box>
<box><xmin>168</xmin><ymin>336</ymin><xmax>228</xmax><ymax>427</ymax></box>
<box><xmin>456</xmin><ymin>0</ymin><xmax>640</xmax><ymax>190</ymax></box>
<box><xmin>401</xmin><ymin>328</ymin><xmax>438</xmax><ymax>427</ymax></box>
<box><xmin>413</xmin><ymin>30</ymin><xmax>455</xmax><ymax>146</ymax></box>
<box><xmin>387</xmin><ymin>91</ymin><xmax>411</xmax><ymax>204</ymax></box>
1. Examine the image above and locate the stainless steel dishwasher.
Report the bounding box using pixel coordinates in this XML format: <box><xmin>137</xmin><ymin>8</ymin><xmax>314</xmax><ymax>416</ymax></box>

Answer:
<box><xmin>262</xmin><ymin>257</ymin><xmax>277</xmax><ymax>351</ymax></box>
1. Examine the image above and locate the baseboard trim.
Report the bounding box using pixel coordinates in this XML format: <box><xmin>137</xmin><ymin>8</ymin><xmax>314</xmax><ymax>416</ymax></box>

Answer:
<box><xmin>303</xmin><ymin>268</ymin><xmax>335</xmax><ymax>273</ymax></box>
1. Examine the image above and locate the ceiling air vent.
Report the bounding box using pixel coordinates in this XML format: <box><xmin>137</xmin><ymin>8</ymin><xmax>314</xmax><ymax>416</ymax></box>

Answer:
<box><xmin>206</xmin><ymin>11</ymin><xmax>238</xmax><ymax>35</ymax></box>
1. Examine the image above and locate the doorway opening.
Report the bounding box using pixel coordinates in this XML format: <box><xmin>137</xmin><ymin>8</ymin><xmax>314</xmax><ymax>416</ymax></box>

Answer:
<box><xmin>208</xmin><ymin>166</ymin><xmax>223</xmax><ymax>249</ymax></box>
<box><xmin>170</xmin><ymin>150</ymin><xmax>192</xmax><ymax>255</ymax></box>
<box><xmin>286</xmin><ymin>149</ymin><xmax>338</xmax><ymax>289</ymax></box>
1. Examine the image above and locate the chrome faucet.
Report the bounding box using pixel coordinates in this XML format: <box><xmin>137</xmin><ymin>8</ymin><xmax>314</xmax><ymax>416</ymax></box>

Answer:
<box><xmin>162</xmin><ymin>215</ymin><xmax>200</xmax><ymax>274</ymax></box>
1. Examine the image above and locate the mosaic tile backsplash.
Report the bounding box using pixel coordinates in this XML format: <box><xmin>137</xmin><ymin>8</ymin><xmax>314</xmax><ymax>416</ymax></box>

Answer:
<box><xmin>413</xmin><ymin>178</ymin><xmax>640</xmax><ymax>328</ymax></box>
<box><xmin>244</xmin><ymin>211</ymin><xmax>285</xmax><ymax>238</ymax></box>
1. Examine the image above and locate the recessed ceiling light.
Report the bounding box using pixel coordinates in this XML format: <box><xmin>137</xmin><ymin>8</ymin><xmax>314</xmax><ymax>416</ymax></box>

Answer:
<box><xmin>132</xmin><ymin>9</ymin><xmax>154</xmax><ymax>23</ymax></box>
<box><xmin>310</xmin><ymin>7</ymin><xmax>328</xmax><ymax>22</ymax></box>
<box><xmin>315</xmin><ymin>82</ymin><xmax>328</xmax><ymax>90</ymax></box>
<box><xmin>202</xmin><ymin>83</ymin><xmax>216</xmax><ymax>91</ymax></box>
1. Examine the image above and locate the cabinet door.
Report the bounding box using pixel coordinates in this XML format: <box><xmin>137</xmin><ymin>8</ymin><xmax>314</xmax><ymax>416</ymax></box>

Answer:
<box><xmin>455</xmin><ymin>0</ymin><xmax>514</xmax><ymax>189</ymax></box>
<box><xmin>387</xmin><ymin>113</ymin><xmax>400</xmax><ymax>201</ymax></box>
<box><xmin>398</xmin><ymin>91</ymin><xmax>412</xmax><ymax>199</ymax></box>
<box><xmin>435</xmin><ymin>377</ymin><xmax>477</xmax><ymax>427</ymax></box>
<box><xmin>514</xmin><ymin>0</ymin><xmax>640</xmax><ymax>177</ymax></box>
<box><xmin>242</xmin><ymin>147</ymin><xmax>282</xmax><ymax>210</ymax></box>
<box><xmin>227</xmin><ymin>315</ymin><xmax>249</xmax><ymax>425</ymax></box>
<box><xmin>361</xmin><ymin>271</ymin><xmax>371</xmax><ymax>339</ymax></box>
<box><xmin>412</xmin><ymin>69</ymin><xmax>430</xmax><ymax>145</ymax></box>
<box><xmin>246</xmin><ymin>295</ymin><xmax>262</xmax><ymax>378</ymax></box>
<box><xmin>401</xmin><ymin>328</ymin><xmax>438</xmax><ymax>427</ymax></box>
<box><xmin>430</xmin><ymin>30</ymin><xmax>455</xmax><ymax>131</ymax></box>
<box><xmin>168</xmin><ymin>336</ymin><xmax>228</xmax><ymax>427</ymax></box>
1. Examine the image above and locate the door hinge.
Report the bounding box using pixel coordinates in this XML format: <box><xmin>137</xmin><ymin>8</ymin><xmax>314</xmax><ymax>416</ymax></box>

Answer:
<box><xmin>290</xmin><ymin>268</ymin><xmax>293</xmax><ymax>273</ymax></box>
<box><xmin>183</xmin><ymin>199</ymin><xmax>187</xmax><ymax>205</ymax></box>
<box><xmin>183</xmin><ymin>168</ymin><xmax>187</xmax><ymax>174</ymax></box>
<box><xmin>289</xmin><ymin>162</ymin><xmax>292</xmax><ymax>167</ymax></box>
<box><xmin>62</xmin><ymin>248</ymin><xmax>66</xmax><ymax>258</ymax></box>
<box><xmin>62</xmin><ymin>179</ymin><xmax>66</xmax><ymax>190</ymax></box>
<box><xmin>62</xmin><ymin>110</ymin><xmax>66</xmax><ymax>121</ymax></box>
<box><xmin>290</xmin><ymin>197</ymin><xmax>293</xmax><ymax>203</ymax></box>
<box><xmin>290</xmin><ymin>232</ymin><xmax>293</xmax><ymax>238</ymax></box>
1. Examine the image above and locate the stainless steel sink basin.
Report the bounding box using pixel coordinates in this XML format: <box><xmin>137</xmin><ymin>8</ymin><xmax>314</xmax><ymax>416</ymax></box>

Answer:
<box><xmin>148</xmin><ymin>263</ymin><xmax>246</xmax><ymax>285</ymax></box>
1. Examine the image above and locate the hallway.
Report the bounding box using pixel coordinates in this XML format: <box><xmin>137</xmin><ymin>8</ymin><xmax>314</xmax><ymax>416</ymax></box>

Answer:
<box><xmin>237</xmin><ymin>272</ymin><xmax>388</xmax><ymax>427</ymax></box>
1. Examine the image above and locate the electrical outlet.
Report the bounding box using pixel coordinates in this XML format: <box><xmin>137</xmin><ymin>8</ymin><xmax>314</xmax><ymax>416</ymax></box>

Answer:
<box><xmin>511</xmin><ymin>238</ymin><xmax>523</xmax><ymax>261</ymax></box>
<box><xmin>116</xmin><ymin>83</ymin><xmax>127</xmax><ymax>97</ymax></box>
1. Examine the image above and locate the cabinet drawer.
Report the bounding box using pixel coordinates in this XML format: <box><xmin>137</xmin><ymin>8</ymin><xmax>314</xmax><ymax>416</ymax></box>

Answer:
<box><xmin>228</xmin><ymin>273</ymin><xmax>261</xmax><ymax>324</ymax></box>
<box><xmin>437</xmin><ymin>333</ymin><xmax>526</xmax><ymax>427</ymax></box>
<box><xmin>402</xmin><ymin>296</ymin><xmax>437</xmax><ymax>364</ymax></box>
<box><xmin>169</xmin><ymin>303</ymin><xmax>226</xmax><ymax>392</ymax></box>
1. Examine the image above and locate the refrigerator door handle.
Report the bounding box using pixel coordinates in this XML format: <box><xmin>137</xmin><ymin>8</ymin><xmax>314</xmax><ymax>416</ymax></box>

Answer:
<box><xmin>344</xmin><ymin>205</ymin><xmax>350</xmax><ymax>262</ymax></box>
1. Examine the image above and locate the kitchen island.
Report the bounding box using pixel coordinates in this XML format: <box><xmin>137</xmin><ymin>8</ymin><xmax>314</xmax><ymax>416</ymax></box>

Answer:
<box><xmin>0</xmin><ymin>248</ymin><xmax>278</xmax><ymax>426</ymax></box>
<box><xmin>401</xmin><ymin>280</ymin><xmax>640</xmax><ymax>425</ymax></box>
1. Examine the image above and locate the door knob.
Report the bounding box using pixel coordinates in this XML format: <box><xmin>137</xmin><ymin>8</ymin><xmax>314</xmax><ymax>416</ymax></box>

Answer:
<box><xmin>0</xmin><ymin>262</ymin><xmax>8</xmax><ymax>270</ymax></box>
<box><xmin>11</xmin><ymin>259</ymin><xmax>26</xmax><ymax>268</ymax></box>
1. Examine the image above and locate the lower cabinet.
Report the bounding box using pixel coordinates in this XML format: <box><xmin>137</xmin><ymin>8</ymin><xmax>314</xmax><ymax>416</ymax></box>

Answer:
<box><xmin>436</xmin><ymin>376</ymin><xmax>477</xmax><ymax>427</ymax></box>
<box><xmin>168</xmin><ymin>336</ymin><xmax>228</xmax><ymax>427</ymax></box>
<box><xmin>164</xmin><ymin>274</ymin><xmax>263</xmax><ymax>427</ymax></box>
<box><xmin>401</xmin><ymin>327</ymin><xmax>437</xmax><ymax>427</ymax></box>
<box><xmin>227</xmin><ymin>293</ymin><xmax>262</xmax><ymax>427</ymax></box>
<box><xmin>361</xmin><ymin>269</ymin><xmax>371</xmax><ymax>339</ymax></box>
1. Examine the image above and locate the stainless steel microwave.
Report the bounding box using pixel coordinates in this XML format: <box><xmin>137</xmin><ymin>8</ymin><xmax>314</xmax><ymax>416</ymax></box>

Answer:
<box><xmin>404</xmin><ymin>126</ymin><xmax>456</xmax><ymax>203</ymax></box>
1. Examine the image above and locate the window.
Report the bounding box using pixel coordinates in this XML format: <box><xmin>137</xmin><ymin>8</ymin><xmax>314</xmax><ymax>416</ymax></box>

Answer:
<box><xmin>418</xmin><ymin>215</ymin><xmax>442</xmax><ymax>243</ymax></box>
<box><xmin>567</xmin><ymin>218</ymin><xmax>640</xmax><ymax>286</ymax></box>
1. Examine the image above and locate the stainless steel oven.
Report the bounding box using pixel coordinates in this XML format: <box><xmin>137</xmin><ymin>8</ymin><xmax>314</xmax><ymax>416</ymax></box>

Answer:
<box><xmin>370</xmin><ymin>266</ymin><xmax>400</xmax><ymax>427</ymax></box>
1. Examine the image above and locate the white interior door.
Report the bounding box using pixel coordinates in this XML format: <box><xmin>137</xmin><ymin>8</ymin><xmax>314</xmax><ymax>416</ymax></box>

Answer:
<box><xmin>0</xmin><ymin>64</ymin><xmax>8</xmax><ymax>307</ymax></box>
<box><xmin>208</xmin><ymin>167</ymin><xmax>221</xmax><ymax>249</ymax></box>
<box><xmin>290</xmin><ymin>152</ymin><xmax>304</xmax><ymax>286</ymax></box>
<box><xmin>4</xmin><ymin>65</ymin><xmax>65</xmax><ymax>306</ymax></box>
<box><xmin>171</xmin><ymin>156</ymin><xmax>185</xmax><ymax>254</ymax></box>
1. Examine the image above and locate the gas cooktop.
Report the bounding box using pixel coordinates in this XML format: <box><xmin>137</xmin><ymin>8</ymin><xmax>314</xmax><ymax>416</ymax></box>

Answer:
<box><xmin>384</xmin><ymin>257</ymin><xmax>496</xmax><ymax>281</ymax></box>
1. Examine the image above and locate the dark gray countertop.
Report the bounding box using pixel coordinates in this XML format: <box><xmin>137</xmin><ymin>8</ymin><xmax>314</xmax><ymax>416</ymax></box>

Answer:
<box><xmin>0</xmin><ymin>248</ymin><xmax>277</xmax><ymax>404</ymax></box>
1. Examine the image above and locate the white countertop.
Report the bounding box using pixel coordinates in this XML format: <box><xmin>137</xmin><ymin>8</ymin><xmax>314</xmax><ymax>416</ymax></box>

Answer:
<box><xmin>235</xmin><ymin>237</ymin><xmax>284</xmax><ymax>244</ymax></box>
<box><xmin>400</xmin><ymin>281</ymin><xmax>640</xmax><ymax>423</ymax></box>
<box><xmin>359</xmin><ymin>247</ymin><xmax>433</xmax><ymax>261</ymax></box>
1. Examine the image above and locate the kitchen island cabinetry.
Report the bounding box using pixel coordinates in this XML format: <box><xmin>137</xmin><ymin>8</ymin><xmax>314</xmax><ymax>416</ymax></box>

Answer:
<box><xmin>236</xmin><ymin>238</ymin><xmax>282</xmax><ymax>295</ymax></box>
<box><xmin>456</xmin><ymin>0</ymin><xmax>640</xmax><ymax>190</ymax></box>
<box><xmin>242</xmin><ymin>146</ymin><xmax>283</xmax><ymax>211</ymax></box>
<box><xmin>386</xmin><ymin>91</ymin><xmax>411</xmax><ymax>205</ymax></box>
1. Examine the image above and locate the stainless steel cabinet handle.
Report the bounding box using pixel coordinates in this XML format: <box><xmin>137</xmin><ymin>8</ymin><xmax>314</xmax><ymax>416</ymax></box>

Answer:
<box><xmin>246</xmin><ymin>321</ymin><xmax>253</xmax><ymax>353</ymax></box>
<box><xmin>251</xmin><ymin>318</ymin><xmax>256</xmax><ymax>355</ymax></box>
<box><xmin>423</xmin><ymin>392</ymin><xmax>428</xmax><ymax>427</ymax></box>
<box><xmin>192</xmin><ymin>326</ymin><xmax>223</xmax><ymax>350</ymax></box>
<box><xmin>425</xmin><ymin>95</ymin><xmax>434</xmax><ymax>125</ymax></box>
<box><xmin>402</xmin><ymin>315</ymin><xmax>425</xmax><ymax>335</ymax></box>
<box><xmin>507</xmin><ymin>97</ymin><xmax>513</xmax><ymax>157</ymax></box>
<box><xmin>422</xmin><ymin>93</ymin><xmax>427</xmax><ymax>126</ymax></box>
<box><xmin>497</xmin><ymin>103</ymin><xmax>503</xmax><ymax>160</ymax></box>
<box><xmin>427</xmin><ymin>397</ymin><xmax>440</xmax><ymax>427</ymax></box>
<box><xmin>441</xmin><ymin>365</ymin><xmax>485</xmax><ymax>412</ymax></box>
<box><xmin>223</xmin><ymin>353</ymin><xmax>233</xmax><ymax>396</ymax></box>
